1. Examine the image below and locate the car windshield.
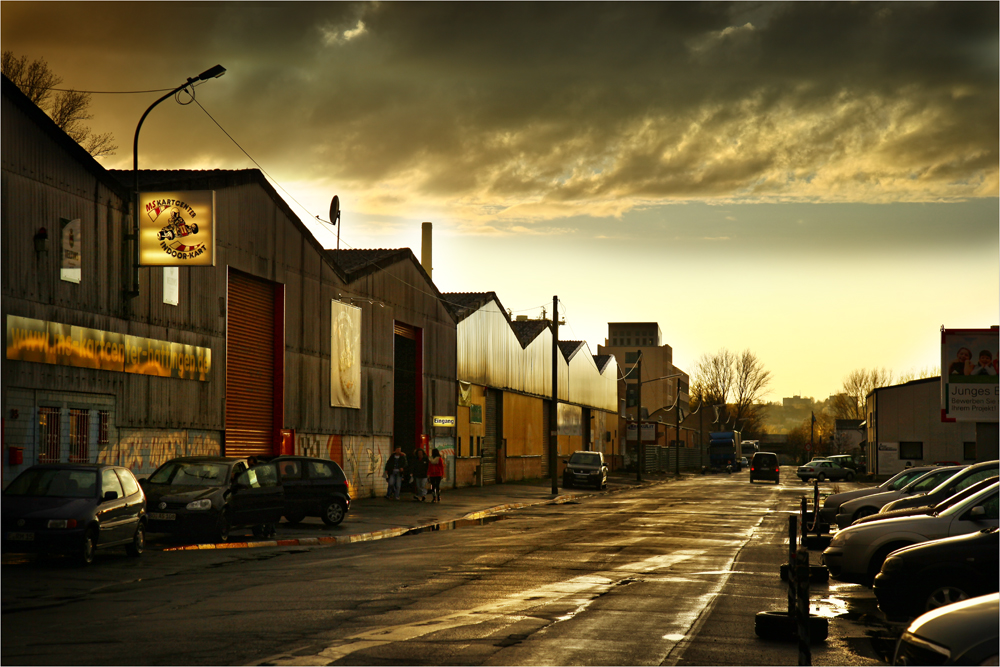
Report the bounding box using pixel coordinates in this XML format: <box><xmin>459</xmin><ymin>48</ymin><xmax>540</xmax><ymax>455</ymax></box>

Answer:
<box><xmin>909</xmin><ymin>468</ymin><xmax>962</xmax><ymax>492</ymax></box>
<box><xmin>4</xmin><ymin>469</ymin><xmax>98</xmax><ymax>498</ymax></box>
<box><xmin>569</xmin><ymin>453</ymin><xmax>601</xmax><ymax>466</ymax></box>
<box><xmin>148</xmin><ymin>461</ymin><xmax>230</xmax><ymax>486</ymax></box>
<box><xmin>885</xmin><ymin>469</ymin><xmax>929</xmax><ymax>490</ymax></box>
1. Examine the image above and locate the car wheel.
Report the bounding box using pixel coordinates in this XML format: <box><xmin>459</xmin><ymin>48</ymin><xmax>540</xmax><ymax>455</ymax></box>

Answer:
<box><xmin>321</xmin><ymin>500</ymin><xmax>347</xmax><ymax>526</ymax></box>
<box><xmin>817</xmin><ymin>473</ymin><xmax>826</xmax><ymax>482</ymax></box>
<box><xmin>924</xmin><ymin>580</ymin><xmax>972</xmax><ymax>612</ymax></box>
<box><xmin>126</xmin><ymin>522</ymin><xmax>145</xmax><ymax>557</ymax></box>
<box><xmin>283</xmin><ymin>511</ymin><xmax>306</xmax><ymax>525</ymax></box>
<box><xmin>845</xmin><ymin>472</ymin><xmax>855</xmax><ymax>482</ymax></box>
<box><xmin>775</xmin><ymin>477</ymin><xmax>780</xmax><ymax>485</ymax></box>
<box><xmin>853</xmin><ymin>506</ymin><xmax>877</xmax><ymax>523</ymax></box>
<box><xmin>214</xmin><ymin>511</ymin><xmax>230</xmax><ymax>543</ymax></box>
<box><xmin>749</xmin><ymin>476</ymin><xmax>755</xmax><ymax>484</ymax></box>
<box><xmin>79</xmin><ymin>528</ymin><xmax>97</xmax><ymax>565</ymax></box>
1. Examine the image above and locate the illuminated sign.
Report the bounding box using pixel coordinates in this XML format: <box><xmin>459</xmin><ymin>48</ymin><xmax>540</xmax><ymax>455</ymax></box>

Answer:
<box><xmin>6</xmin><ymin>315</ymin><xmax>211</xmax><ymax>381</ymax></box>
<box><xmin>139</xmin><ymin>191</ymin><xmax>215</xmax><ymax>266</ymax></box>
<box><xmin>432</xmin><ymin>416</ymin><xmax>456</xmax><ymax>427</ymax></box>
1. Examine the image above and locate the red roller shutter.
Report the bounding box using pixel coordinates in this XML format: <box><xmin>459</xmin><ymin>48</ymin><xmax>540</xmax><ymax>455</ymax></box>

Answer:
<box><xmin>226</xmin><ymin>270</ymin><xmax>275</xmax><ymax>458</ymax></box>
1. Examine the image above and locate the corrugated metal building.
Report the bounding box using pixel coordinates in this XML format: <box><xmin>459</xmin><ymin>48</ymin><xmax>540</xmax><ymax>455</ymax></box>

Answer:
<box><xmin>1</xmin><ymin>76</ymin><xmax>456</xmax><ymax>498</ymax></box>
<box><xmin>445</xmin><ymin>292</ymin><xmax>619</xmax><ymax>484</ymax></box>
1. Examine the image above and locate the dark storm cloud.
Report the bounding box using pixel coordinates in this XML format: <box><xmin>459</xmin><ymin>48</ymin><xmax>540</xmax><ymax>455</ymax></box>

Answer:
<box><xmin>3</xmin><ymin>2</ymin><xmax>997</xmax><ymax>208</ymax></box>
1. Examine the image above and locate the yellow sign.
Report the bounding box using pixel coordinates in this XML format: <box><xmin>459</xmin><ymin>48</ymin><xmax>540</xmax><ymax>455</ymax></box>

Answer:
<box><xmin>6</xmin><ymin>315</ymin><xmax>211</xmax><ymax>381</ymax></box>
<box><xmin>139</xmin><ymin>191</ymin><xmax>215</xmax><ymax>266</ymax></box>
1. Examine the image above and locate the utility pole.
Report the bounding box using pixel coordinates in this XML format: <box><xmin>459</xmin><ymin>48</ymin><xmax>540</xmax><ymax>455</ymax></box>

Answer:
<box><xmin>550</xmin><ymin>295</ymin><xmax>559</xmax><ymax>495</ymax></box>
<box><xmin>636</xmin><ymin>352</ymin><xmax>643</xmax><ymax>482</ymax></box>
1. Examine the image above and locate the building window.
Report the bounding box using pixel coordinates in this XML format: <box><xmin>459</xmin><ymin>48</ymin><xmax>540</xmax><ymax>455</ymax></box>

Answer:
<box><xmin>98</xmin><ymin>410</ymin><xmax>110</xmax><ymax>446</ymax></box>
<box><xmin>626</xmin><ymin>385</ymin><xmax>637</xmax><ymax>408</ymax></box>
<box><xmin>39</xmin><ymin>407</ymin><xmax>61</xmax><ymax>463</ymax></box>
<box><xmin>69</xmin><ymin>409</ymin><xmax>90</xmax><ymax>463</ymax></box>
<box><xmin>625</xmin><ymin>351</ymin><xmax>639</xmax><ymax>363</ymax></box>
<box><xmin>964</xmin><ymin>442</ymin><xmax>977</xmax><ymax>461</ymax></box>
<box><xmin>899</xmin><ymin>442</ymin><xmax>923</xmax><ymax>460</ymax></box>
<box><xmin>470</xmin><ymin>404</ymin><xmax>483</xmax><ymax>425</ymax></box>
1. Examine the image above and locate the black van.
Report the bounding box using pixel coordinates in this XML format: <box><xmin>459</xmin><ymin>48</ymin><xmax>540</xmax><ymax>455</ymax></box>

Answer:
<box><xmin>750</xmin><ymin>452</ymin><xmax>780</xmax><ymax>484</ymax></box>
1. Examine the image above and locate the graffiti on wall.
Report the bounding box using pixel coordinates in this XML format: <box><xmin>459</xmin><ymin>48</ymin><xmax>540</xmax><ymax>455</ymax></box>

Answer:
<box><xmin>296</xmin><ymin>433</ymin><xmax>390</xmax><ymax>499</ymax></box>
<box><xmin>97</xmin><ymin>429</ymin><xmax>220</xmax><ymax>475</ymax></box>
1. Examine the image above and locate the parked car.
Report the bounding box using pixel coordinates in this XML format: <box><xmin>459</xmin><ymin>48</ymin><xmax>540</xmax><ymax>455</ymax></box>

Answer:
<box><xmin>797</xmin><ymin>459</ymin><xmax>855</xmax><ymax>483</ymax></box>
<box><xmin>854</xmin><ymin>476</ymin><xmax>999</xmax><ymax>526</ymax></box>
<box><xmin>140</xmin><ymin>457</ymin><xmax>283</xmax><ymax>543</ymax></box>
<box><xmin>835</xmin><ymin>466</ymin><xmax>964</xmax><ymax>529</ymax></box>
<box><xmin>827</xmin><ymin>454</ymin><xmax>859</xmax><ymax>471</ymax></box>
<box><xmin>749</xmin><ymin>451</ymin><xmax>780</xmax><ymax>484</ymax></box>
<box><xmin>879</xmin><ymin>460</ymin><xmax>998</xmax><ymax>514</ymax></box>
<box><xmin>270</xmin><ymin>455</ymin><xmax>351</xmax><ymax>526</ymax></box>
<box><xmin>822</xmin><ymin>480</ymin><xmax>998</xmax><ymax>585</ymax></box>
<box><xmin>818</xmin><ymin>466</ymin><xmax>936</xmax><ymax>524</ymax></box>
<box><xmin>892</xmin><ymin>593</ymin><xmax>999</xmax><ymax>665</ymax></box>
<box><xmin>874</xmin><ymin>526</ymin><xmax>998</xmax><ymax>621</ymax></box>
<box><xmin>2</xmin><ymin>463</ymin><xmax>146</xmax><ymax>564</ymax></box>
<box><xmin>562</xmin><ymin>451</ymin><xmax>608</xmax><ymax>490</ymax></box>
<box><xmin>740</xmin><ymin>456</ymin><xmax>749</xmax><ymax>469</ymax></box>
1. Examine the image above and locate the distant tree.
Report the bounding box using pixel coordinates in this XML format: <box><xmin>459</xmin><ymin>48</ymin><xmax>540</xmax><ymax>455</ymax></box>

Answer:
<box><xmin>2</xmin><ymin>51</ymin><xmax>117</xmax><ymax>157</ymax></box>
<box><xmin>897</xmin><ymin>367</ymin><xmax>937</xmax><ymax>384</ymax></box>
<box><xmin>692</xmin><ymin>348</ymin><xmax>772</xmax><ymax>437</ymax></box>
<box><xmin>730</xmin><ymin>350</ymin><xmax>772</xmax><ymax>435</ymax></box>
<box><xmin>829</xmin><ymin>368</ymin><xmax>894</xmax><ymax>420</ymax></box>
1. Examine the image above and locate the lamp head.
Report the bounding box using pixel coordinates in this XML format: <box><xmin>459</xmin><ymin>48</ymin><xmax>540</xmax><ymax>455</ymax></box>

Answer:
<box><xmin>197</xmin><ymin>65</ymin><xmax>227</xmax><ymax>81</ymax></box>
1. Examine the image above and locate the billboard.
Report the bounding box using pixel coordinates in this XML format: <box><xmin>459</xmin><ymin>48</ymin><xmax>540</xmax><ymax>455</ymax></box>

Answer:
<box><xmin>330</xmin><ymin>300</ymin><xmax>361</xmax><ymax>409</ymax></box>
<box><xmin>139</xmin><ymin>191</ymin><xmax>215</xmax><ymax>266</ymax></box>
<box><xmin>941</xmin><ymin>327</ymin><xmax>999</xmax><ymax>422</ymax></box>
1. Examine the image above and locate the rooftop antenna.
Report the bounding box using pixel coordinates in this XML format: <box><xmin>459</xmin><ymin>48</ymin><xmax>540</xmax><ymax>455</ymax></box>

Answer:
<box><xmin>330</xmin><ymin>195</ymin><xmax>341</xmax><ymax>250</ymax></box>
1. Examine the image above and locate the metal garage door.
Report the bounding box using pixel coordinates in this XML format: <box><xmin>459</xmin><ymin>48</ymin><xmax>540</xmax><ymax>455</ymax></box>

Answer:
<box><xmin>225</xmin><ymin>270</ymin><xmax>275</xmax><ymax>458</ymax></box>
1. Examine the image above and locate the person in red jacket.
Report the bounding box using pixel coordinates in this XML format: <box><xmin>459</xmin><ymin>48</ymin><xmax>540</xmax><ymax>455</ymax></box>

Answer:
<box><xmin>427</xmin><ymin>448</ymin><xmax>446</xmax><ymax>503</ymax></box>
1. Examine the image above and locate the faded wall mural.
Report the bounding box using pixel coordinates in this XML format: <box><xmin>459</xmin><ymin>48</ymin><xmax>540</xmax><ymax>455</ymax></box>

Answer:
<box><xmin>98</xmin><ymin>429</ymin><xmax>221</xmax><ymax>475</ymax></box>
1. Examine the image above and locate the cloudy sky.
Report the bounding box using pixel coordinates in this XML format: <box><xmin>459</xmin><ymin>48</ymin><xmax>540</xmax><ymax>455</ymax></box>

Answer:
<box><xmin>4</xmin><ymin>2</ymin><xmax>998</xmax><ymax>402</ymax></box>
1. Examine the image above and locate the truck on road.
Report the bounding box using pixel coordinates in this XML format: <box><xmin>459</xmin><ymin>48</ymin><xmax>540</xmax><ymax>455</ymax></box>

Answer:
<box><xmin>709</xmin><ymin>431</ymin><xmax>741</xmax><ymax>472</ymax></box>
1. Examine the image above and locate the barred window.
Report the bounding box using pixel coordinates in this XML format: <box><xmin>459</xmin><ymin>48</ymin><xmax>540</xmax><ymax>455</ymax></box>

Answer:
<box><xmin>39</xmin><ymin>407</ymin><xmax>61</xmax><ymax>463</ymax></box>
<box><xmin>98</xmin><ymin>410</ymin><xmax>110</xmax><ymax>446</ymax></box>
<box><xmin>69</xmin><ymin>409</ymin><xmax>90</xmax><ymax>463</ymax></box>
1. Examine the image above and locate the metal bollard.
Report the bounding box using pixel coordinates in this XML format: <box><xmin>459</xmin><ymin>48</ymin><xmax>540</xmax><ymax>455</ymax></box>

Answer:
<box><xmin>799</xmin><ymin>497</ymin><xmax>808</xmax><ymax>547</ymax></box>
<box><xmin>795</xmin><ymin>548</ymin><xmax>812</xmax><ymax>665</ymax></box>
<box><xmin>788</xmin><ymin>515</ymin><xmax>797</xmax><ymax>617</ymax></box>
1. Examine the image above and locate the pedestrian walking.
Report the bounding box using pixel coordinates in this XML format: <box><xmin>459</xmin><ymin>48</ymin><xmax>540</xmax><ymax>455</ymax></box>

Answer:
<box><xmin>411</xmin><ymin>448</ymin><xmax>429</xmax><ymax>501</ymax></box>
<box><xmin>384</xmin><ymin>446</ymin><xmax>408</xmax><ymax>500</ymax></box>
<box><xmin>428</xmin><ymin>448</ymin><xmax>445</xmax><ymax>502</ymax></box>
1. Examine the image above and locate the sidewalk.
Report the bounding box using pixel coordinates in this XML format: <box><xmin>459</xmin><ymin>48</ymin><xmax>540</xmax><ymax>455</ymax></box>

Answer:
<box><xmin>161</xmin><ymin>470</ymin><xmax>668</xmax><ymax>552</ymax></box>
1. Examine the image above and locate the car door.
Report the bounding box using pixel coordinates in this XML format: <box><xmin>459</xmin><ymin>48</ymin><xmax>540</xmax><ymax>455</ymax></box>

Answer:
<box><xmin>948</xmin><ymin>490</ymin><xmax>999</xmax><ymax>537</ymax></box>
<box><xmin>276</xmin><ymin>459</ymin><xmax>310</xmax><ymax>514</ymax></box>
<box><xmin>115</xmin><ymin>468</ymin><xmax>144</xmax><ymax>536</ymax></box>
<box><xmin>230</xmin><ymin>463</ymin><xmax>284</xmax><ymax>527</ymax></box>
<box><xmin>97</xmin><ymin>468</ymin><xmax>131</xmax><ymax>545</ymax></box>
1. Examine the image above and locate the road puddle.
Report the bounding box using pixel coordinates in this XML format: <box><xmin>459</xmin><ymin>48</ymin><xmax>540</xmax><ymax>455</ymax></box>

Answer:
<box><xmin>403</xmin><ymin>515</ymin><xmax>510</xmax><ymax>535</ymax></box>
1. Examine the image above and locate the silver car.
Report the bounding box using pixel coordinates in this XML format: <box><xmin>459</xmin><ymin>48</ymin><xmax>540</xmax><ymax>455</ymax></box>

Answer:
<box><xmin>835</xmin><ymin>466</ymin><xmax>964</xmax><ymax>529</ymax></box>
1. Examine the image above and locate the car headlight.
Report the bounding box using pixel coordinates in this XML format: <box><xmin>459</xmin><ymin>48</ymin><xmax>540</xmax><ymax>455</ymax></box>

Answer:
<box><xmin>830</xmin><ymin>531</ymin><xmax>848</xmax><ymax>547</ymax></box>
<box><xmin>185</xmin><ymin>499</ymin><xmax>213</xmax><ymax>511</ymax></box>
<box><xmin>880</xmin><ymin>555</ymin><xmax>904</xmax><ymax>574</ymax></box>
<box><xmin>47</xmin><ymin>519</ymin><xmax>79</xmax><ymax>529</ymax></box>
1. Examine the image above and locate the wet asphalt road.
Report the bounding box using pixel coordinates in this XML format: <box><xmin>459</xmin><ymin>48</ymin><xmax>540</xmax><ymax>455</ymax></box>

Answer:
<box><xmin>1</xmin><ymin>472</ymin><xmax>902</xmax><ymax>665</ymax></box>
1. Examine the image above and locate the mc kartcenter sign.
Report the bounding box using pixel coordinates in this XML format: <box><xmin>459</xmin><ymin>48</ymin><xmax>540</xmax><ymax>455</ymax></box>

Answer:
<box><xmin>941</xmin><ymin>327</ymin><xmax>999</xmax><ymax>422</ymax></box>
<box><xmin>139</xmin><ymin>191</ymin><xmax>216</xmax><ymax>266</ymax></box>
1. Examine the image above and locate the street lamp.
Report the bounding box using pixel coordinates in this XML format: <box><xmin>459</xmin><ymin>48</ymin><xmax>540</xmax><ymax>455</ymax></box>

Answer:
<box><xmin>128</xmin><ymin>64</ymin><xmax>226</xmax><ymax>298</ymax></box>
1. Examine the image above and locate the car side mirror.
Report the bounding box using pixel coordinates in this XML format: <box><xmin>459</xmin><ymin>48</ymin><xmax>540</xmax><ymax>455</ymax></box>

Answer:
<box><xmin>103</xmin><ymin>490</ymin><xmax>118</xmax><ymax>502</ymax></box>
<box><xmin>969</xmin><ymin>505</ymin><xmax>986</xmax><ymax>519</ymax></box>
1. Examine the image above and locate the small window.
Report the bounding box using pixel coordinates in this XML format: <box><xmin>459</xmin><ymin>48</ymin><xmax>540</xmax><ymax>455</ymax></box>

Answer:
<box><xmin>899</xmin><ymin>442</ymin><xmax>923</xmax><ymax>460</ymax></box>
<box><xmin>307</xmin><ymin>461</ymin><xmax>336</xmax><ymax>479</ymax></box>
<box><xmin>625</xmin><ymin>351</ymin><xmax>639</xmax><ymax>363</ymax></box>
<box><xmin>457</xmin><ymin>436</ymin><xmax>462</xmax><ymax>457</ymax></box>
<box><xmin>39</xmin><ymin>407</ymin><xmax>61</xmax><ymax>463</ymax></box>
<box><xmin>69</xmin><ymin>408</ymin><xmax>90</xmax><ymax>463</ymax></box>
<box><xmin>116</xmin><ymin>469</ymin><xmax>140</xmax><ymax>497</ymax></box>
<box><xmin>98</xmin><ymin>410</ymin><xmax>110</xmax><ymax>446</ymax></box>
<box><xmin>101</xmin><ymin>468</ymin><xmax>124</xmax><ymax>499</ymax></box>
<box><xmin>470</xmin><ymin>404</ymin><xmax>483</xmax><ymax>424</ymax></box>
<box><xmin>278</xmin><ymin>460</ymin><xmax>302</xmax><ymax>480</ymax></box>
<box><xmin>964</xmin><ymin>442</ymin><xmax>977</xmax><ymax>461</ymax></box>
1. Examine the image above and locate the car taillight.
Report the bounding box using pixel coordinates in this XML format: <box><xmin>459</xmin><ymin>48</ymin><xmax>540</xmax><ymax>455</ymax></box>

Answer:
<box><xmin>47</xmin><ymin>519</ymin><xmax>78</xmax><ymax>529</ymax></box>
<box><xmin>775</xmin><ymin>466</ymin><xmax>779</xmax><ymax>472</ymax></box>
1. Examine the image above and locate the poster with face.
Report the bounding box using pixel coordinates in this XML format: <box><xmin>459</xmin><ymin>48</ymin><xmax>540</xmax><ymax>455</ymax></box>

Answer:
<box><xmin>331</xmin><ymin>300</ymin><xmax>361</xmax><ymax>409</ymax></box>
<box><xmin>941</xmin><ymin>328</ymin><xmax>999</xmax><ymax>422</ymax></box>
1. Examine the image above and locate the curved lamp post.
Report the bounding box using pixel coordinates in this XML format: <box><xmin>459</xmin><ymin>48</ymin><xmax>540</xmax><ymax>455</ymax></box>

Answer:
<box><xmin>128</xmin><ymin>64</ymin><xmax>226</xmax><ymax>298</ymax></box>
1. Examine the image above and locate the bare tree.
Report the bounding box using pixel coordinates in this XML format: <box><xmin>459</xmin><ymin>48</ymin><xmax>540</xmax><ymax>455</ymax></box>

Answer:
<box><xmin>2</xmin><ymin>51</ymin><xmax>117</xmax><ymax>157</ymax></box>
<box><xmin>694</xmin><ymin>348</ymin><xmax>735</xmax><ymax>406</ymax></box>
<box><xmin>692</xmin><ymin>348</ymin><xmax>772</xmax><ymax>437</ymax></box>
<box><xmin>830</xmin><ymin>368</ymin><xmax>894</xmax><ymax>420</ymax></box>
<box><xmin>731</xmin><ymin>349</ymin><xmax>772</xmax><ymax>429</ymax></box>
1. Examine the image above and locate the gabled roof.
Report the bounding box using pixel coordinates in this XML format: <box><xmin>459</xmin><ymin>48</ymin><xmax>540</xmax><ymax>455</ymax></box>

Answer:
<box><xmin>327</xmin><ymin>249</ymin><xmax>455</xmax><ymax>320</ymax></box>
<box><xmin>593</xmin><ymin>354</ymin><xmax>613</xmax><ymax>372</ymax></box>
<box><xmin>510</xmin><ymin>319</ymin><xmax>550</xmax><ymax>348</ymax></box>
<box><xmin>442</xmin><ymin>292</ymin><xmax>504</xmax><ymax>324</ymax></box>
<box><xmin>3</xmin><ymin>75</ymin><xmax>129</xmax><ymax>199</ymax></box>
<box><xmin>109</xmin><ymin>168</ymin><xmax>349</xmax><ymax>283</ymax></box>
<box><xmin>558</xmin><ymin>340</ymin><xmax>585</xmax><ymax>361</ymax></box>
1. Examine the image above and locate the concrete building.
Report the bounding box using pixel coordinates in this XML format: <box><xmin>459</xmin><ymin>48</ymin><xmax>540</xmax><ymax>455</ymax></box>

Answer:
<box><xmin>864</xmin><ymin>377</ymin><xmax>980</xmax><ymax>476</ymax></box>
<box><xmin>598</xmin><ymin>322</ymin><xmax>691</xmax><ymax>470</ymax></box>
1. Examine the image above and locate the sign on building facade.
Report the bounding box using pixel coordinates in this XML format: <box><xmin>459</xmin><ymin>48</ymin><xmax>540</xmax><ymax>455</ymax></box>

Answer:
<box><xmin>330</xmin><ymin>300</ymin><xmax>361</xmax><ymax>409</ymax></box>
<box><xmin>941</xmin><ymin>327</ymin><xmax>999</xmax><ymax>422</ymax></box>
<box><xmin>138</xmin><ymin>191</ymin><xmax>216</xmax><ymax>266</ymax></box>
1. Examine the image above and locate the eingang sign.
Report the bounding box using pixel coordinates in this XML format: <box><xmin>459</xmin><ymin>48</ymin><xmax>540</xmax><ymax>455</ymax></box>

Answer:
<box><xmin>139</xmin><ymin>191</ymin><xmax>216</xmax><ymax>266</ymax></box>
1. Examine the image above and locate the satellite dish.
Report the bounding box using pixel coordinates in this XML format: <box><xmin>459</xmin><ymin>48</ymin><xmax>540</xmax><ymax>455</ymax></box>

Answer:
<box><xmin>329</xmin><ymin>195</ymin><xmax>341</xmax><ymax>226</ymax></box>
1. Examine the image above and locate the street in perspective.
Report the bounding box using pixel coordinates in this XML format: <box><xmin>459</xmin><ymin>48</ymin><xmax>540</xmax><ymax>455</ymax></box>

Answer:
<box><xmin>2</xmin><ymin>3</ymin><xmax>999</xmax><ymax>666</ymax></box>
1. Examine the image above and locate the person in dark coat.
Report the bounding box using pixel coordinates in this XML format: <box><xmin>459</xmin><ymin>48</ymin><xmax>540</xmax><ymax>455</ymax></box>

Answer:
<box><xmin>410</xmin><ymin>448</ymin><xmax>429</xmax><ymax>501</ymax></box>
<box><xmin>384</xmin><ymin>447</ymin><xmax>408</xmax><ymax>500</ymax></box>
